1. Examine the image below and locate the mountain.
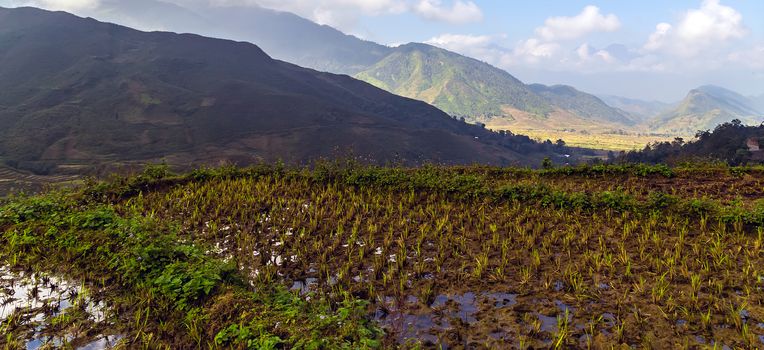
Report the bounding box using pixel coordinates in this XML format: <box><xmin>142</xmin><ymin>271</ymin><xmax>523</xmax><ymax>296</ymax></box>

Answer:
<box><xmin>87</xmin><ymin>0</ymin><xmax>210</xmax><ymax>32</ymax></box>
<box><xmin>354</xmin><ymin>43</ymin><xmax>634</xmax><ymax>131</ymax></box>
<box><xmin>0</xmin><ymin>6</ymin><xmax>559</xmax><ymax>172</ymax></box>
<box><xmin>176</xmin><ymin>2</ymin><xmax>392</xmax><ymax>75</ymax></box>
<box><xmin>652</xmin><ymin>85</ymin><xmax>764</xmax><ymax>134</ymax></box>
<box><xmin>3</xmin><ymin>2</ymin><xmax>641</xmax><ymax>132</ymax></box>
<box><xmin>354</xmin><ymin>43</ymin><xmax>552</xmax><ymax>119</ymax></box>
<box><xmin>52</xmin><ymin>0</ymin><xmax>392</xmax><ymax>75</ymax></box>
<box><xmin>598</xmin><ymin>95</ymin><xmax>672</xmax><ymax>122</ymax></box>
<box><xmin>527</xmin><ymin>84</ymin><xmax>636</xmax><ymax>126</ymax></box>
<box><xmin>750</xmin><ymin>93</ymin><xmax>764</xmax><ymax>113</ymax></box>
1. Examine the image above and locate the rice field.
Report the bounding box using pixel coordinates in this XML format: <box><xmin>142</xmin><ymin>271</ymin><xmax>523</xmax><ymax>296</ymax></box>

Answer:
<box><xmin>1</xmin><ymin>163</ymin><xmax>763</xmax><ymax>349</ymax></box>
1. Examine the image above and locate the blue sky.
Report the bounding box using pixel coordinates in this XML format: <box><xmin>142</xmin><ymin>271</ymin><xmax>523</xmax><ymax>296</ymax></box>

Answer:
<box><xmin>2</xmin><ymin>0</ymin><xmax>762</xmax><ymax>101</ymax></box>
<box><xmin>361</xmin><ymin>1</ymin><xmax>763</xmax><ymax>47</ymax></box>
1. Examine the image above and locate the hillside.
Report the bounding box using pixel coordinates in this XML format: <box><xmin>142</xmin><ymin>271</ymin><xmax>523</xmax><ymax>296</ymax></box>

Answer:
<box><xmin>652</xmin><ymin>85</ymin><xmax>763</xmax><ymax>134</ymax></box>
<box><xmin>354</xmin><ymin>43</ymin><xmax>634</xmax><ymax>131</ymax></box>
<box><xmin>527</xmin><ymin>84</ymin><xmax>636</xmax><ymax>126</ymax></box>
<box><xmin>597</xmin><ymin>94</ymin><xmax>672</xmax><ymax>122</ymax></box>
<box><xmin>354</xmin><ymin>43</ymin><xmax>552</xmax><ymax>119</ymax></box>
<box><xmin>182</xmin><ymin>3</ymin><xmax>392</xmax><ymax>75</ymax></box>
<box><xmin>0</xmin><ymin>7</ymin><xmax>560</xmax><ymax>173</ymax></box>
<box><xmin>624</xmin><ymin>120</ymin><xmax>764</xmax><ymax>165</ymax></box>
<box><xmin>53</xmin><ymin>0</ymin><xmax>392</xmax><ymax>75</ymax></box>
<box><xmin>751</xmin><ymin>93</ymin><xmax>764</xmax><ymax>113</ymax></box>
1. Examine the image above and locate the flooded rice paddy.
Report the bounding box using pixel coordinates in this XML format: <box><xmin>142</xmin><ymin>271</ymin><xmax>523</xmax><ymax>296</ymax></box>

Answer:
<box><xmin>0</xmin><ymin>266</ymin><xmax>122</xmax><ymax>349</ymax></box>
<box><xmin>2</xmin><ymin>165</ymin><xmax>764</xmax><ymax>348</ymax></box>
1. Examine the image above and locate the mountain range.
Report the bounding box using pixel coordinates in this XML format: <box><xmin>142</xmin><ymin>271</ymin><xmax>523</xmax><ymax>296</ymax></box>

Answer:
<box><xmin>32</xmin><ymin>0</ymin><xmax>646</xmax><ymax>132</ymax></box>
<box><xmin>0</xmin><ymin>1</ymin><xmax>760</xmax><ymax>175</ymax></box>
<box><xmin>652</xmin><ymin>86</ymin><xmax>764</xmax><ymax>134</ymax></box>
<box><xmin>0</xmin><ymin>6</ymin><xmax>564</xmax><ymax>173</ymax></box>
<box><xmin>597</xmin><ymin>95</ymin><xmax>673</xmax><ymax>122</ymax></box>
<box><xmin>13</xmin><ymin>0</ymin><xmax>759</xmax><ymax>137</ymax></box>
<box><xmin>81</xmin><ymin>0</ymin><xmax>392</xmax><ymax>75</ymax></box>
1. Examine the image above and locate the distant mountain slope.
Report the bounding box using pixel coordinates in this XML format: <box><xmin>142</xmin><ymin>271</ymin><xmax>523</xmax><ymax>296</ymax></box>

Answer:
<box><xmin>354</xmin><ymin>43</ymin><xmax>552</xmax><ymax>118</ymax></box>
<box><xmin>598</xmin><ymin>95</ymin><xmax>672</xmax><ymax>122</ymax></box>
<box><xmin>89</xmin><ymin>0</ymin><xmax>210</xmax><ymax>32</ymax></box>
<box><xmin>749</xmin><ymin>93</ymin><xmax>764</xmax><ymax>113</ymax></box>
<box><xmin>0</xmin><ymin>6</ymin><xmax>558</xmax><ymax>170</ymax></box>
<box><xmin>73</xmin><ymin>0</ymin><xmax>392</xmax><ymax>75</ymax></box>
<box><xmin>191</xmin><ymin>4</ymin><xmax>392</xmax><ymax>75</ymax></box>
<box><xmin>652</xmin><ymin>86</ymin><xmax>763</xmax><ymax>134</ymax></box>
<box><xmin>354</xmin><ymin>43</ymin><xmax>633</xmax><ymax>129</ymax></box>
<box><xmin>527</xmin><ymin>84</ymin><xmax>636</xmax><ymax>126</ymax></box>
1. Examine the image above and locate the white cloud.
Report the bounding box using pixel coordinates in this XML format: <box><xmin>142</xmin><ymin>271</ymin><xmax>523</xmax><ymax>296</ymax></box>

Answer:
<box><xmin>677</xmin><ymin>0</ymin><xmax>745</xmax><ymax>42</ymax></box>
<box><xmin>644</xmin><ymin>22</ymin><xmax>672</xmax><ymax>51</ymax></box>
<box><xmin>513</xmin><ymin>38</ymin><xmax>560</xmax><ymax>63</ymax></box>
<box><xmin>535</xmin><ymin>5</ymin><xmax>620</xmax><ymax>41</ymax></box>
<box><xmin>425</xmin><ymin>33</ymin><xmax>510</xmax><ymax>64</ymax></box>
<box><xmin>425</xmin><ymin>33</ymin><xmax>492</xmax><ymax>52</ymax></box>
<box><xmin>728</xmin><ymin>45</ymin><xmax>764</xmax><ymax>69</ymax></box>
<box><xmin>490</xmin><ymin>5</ymin><xmax>620</xmax><ymax>68</ymax></box>
<box><xmin>206</xmin><ymin>0</ymin><xmax>480</xmax><ymax>31</ymax></box>
<box><xmin>575</xmin><ymin>43</ymin><xmax>615</xmax><ymax>64</ymax></box>
<box><xmin>414</xmin><ymin>0</ymin><xmax>482</xmax><ymax>24</ymax></box>
<box><xmin>644</xmin><ymin>0</ymin><xmax>746</xmax><ymax>56</ymax></box>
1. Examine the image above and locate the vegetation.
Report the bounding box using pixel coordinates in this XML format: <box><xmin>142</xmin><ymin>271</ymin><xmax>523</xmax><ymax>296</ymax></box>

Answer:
<box><xmin>1</xmin><ymin>162</ymin><xmax>763</xmax><ymax>348</ymax></box>
<box><xmin>624</xmin><ymin>120</ymin><xmax>764</xmax><ymax>165</ymax></box>
<box><xmin>503</xmin><ymin>128</ymin><xmax>675</xmax><ymax>151</ymax></box>
<box><xmin>527</xmin><ymin>84</ymin><xmax>635</xmax><ymax>126</ymax></box>
<box><xmin>354</xmin><ymin>43</ymin><xmax>552</xmax><ymax>119</ymax></box>
<box><xmin>652</xmin><ymin>86</ymin><xmax>763</xmax><ymax>134</ymax></box>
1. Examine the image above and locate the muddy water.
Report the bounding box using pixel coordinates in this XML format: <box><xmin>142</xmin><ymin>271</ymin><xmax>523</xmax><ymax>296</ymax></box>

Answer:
<box><xmin>373</xmin><ymin>292</ymin><xmax>520</xmax><ymax>348</ymax></box>
<box><xmin>0</xmin><ymin>265</ymin><xmax>122</xmax><ymax>349</ymax></box>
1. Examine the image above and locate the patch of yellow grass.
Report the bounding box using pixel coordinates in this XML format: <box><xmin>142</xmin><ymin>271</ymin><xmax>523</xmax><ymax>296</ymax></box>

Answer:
<box><xmin>513</xmin><ymin>129</ymin><xmax>677</xmax><ymax>151</ymax></box>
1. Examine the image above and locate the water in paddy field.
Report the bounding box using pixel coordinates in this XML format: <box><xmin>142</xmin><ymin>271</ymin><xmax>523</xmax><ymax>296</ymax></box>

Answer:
<box><xmin>0</xmin><ymin>265</ymin><xmax>123</xmax><ymax>349</ymax></box>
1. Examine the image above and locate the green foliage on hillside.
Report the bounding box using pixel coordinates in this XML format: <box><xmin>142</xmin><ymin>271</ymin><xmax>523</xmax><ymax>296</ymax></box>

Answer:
<box><xmin>625</xmin><ymin>120</ymin><xmax>764</xmax><ymax>165</ymax></box>
<box><xmin>355</xmin><ymin>43</ymin><xmax>552</xmax><ymax>119</ymax></box>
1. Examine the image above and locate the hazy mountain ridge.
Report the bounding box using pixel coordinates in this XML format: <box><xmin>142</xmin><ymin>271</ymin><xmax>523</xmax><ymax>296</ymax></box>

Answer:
<box><xmin>597</xmin><ymin>95</ymin><xmax>673</xmax><ymax>122</ymax></box>
<box><xmin>0</xmin><ymin>6</ymin><xmax>563</xmax><ymax>172</ymax></box>
<box><xmin>526</xmin><ymin>84</ymin><xmax>636</xmax><ymax>126</ymax></box>
<box><xmin>652</xmin><ymin>85</ymin><xmax>763</xmax><ymax>134</ymax></box>
<box><xmin>53</xmin><ymin>0</ymin><xmax>392</xmax><ymax>75</ymax></box>
<box><xmin>747</xmin><ymin>93</ymin><xmax>764</xmax><ymax>114</ymax></box>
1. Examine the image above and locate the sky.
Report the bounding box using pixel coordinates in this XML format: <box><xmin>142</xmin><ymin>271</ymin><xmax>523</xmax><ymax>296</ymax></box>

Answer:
<box><xmin>1</xmin><ymin>0</ymin><xmax>762</xmax><ymax>101</ymax></box>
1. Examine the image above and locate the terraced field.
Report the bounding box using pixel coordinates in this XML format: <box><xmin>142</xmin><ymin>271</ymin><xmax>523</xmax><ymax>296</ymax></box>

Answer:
<box><xmin>1</xmin><ymin>163</ymin><xmax>763</xmax><ymax>349</ymax></box>
<box><xmin>0</xmin><ymin>167</ymin><xmax>79</xmax><ymax>196</ymax></box>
